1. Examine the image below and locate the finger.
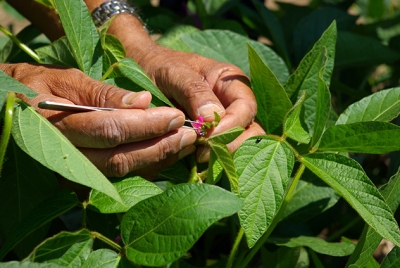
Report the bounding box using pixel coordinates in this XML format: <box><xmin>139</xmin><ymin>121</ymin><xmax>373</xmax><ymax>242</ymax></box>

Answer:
<box><xmin>47</xmin><ymin>107</ymin><xmax>187</xmax><ymax>148</ymax></box>
<box><xmin>197</xmin><ymin>121</ymin><xmax>265</xmax><ymax>163</ymax></box>
<box><xmin>80</xmin><ymin>128</ymin><xmax>197</xmax><ymax>177</ymax></box>
<box><xmin>155</xmin><ymin>60</ymin><xmax>225</xmax><ymax>121</ymax></box>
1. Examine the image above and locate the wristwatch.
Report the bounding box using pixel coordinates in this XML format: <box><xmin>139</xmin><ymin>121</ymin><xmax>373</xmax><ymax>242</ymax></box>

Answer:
<box><xmin>91</xmin><ymin>0</ymin><xmax>145</xmax><ymax>29</ymax></box>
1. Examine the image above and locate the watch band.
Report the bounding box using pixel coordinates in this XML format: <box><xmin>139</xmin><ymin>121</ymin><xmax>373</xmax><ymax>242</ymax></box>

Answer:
<box><xmin>91</xmin><ymin>1</ymin><xmax>146</xmax><ymax>29</ymax></box>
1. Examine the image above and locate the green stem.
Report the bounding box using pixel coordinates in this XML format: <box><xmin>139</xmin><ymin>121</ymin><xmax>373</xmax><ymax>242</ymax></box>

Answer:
<box><xmin>188</xmin><ymin>153</ymin><xmax>199</xmax><ymax>183</ymax></box>
<box><xmin>0</xmin><ymin>92</ymin><xmax>16</xmax><ymax>177</ymax></box>
<box><xmin>100</xmin><ymin>62</ymin><xmax>119</xmax><ymax>81</ymax></box>
<box><xmin>0</xmin><ymin>25</ymin><xmax>41</xmax><ymax>63</ymax></box>
<box><xmin>236</xmin><ymin>164</ymin><xmax>306</xmax><ymax>268</ymax></box>
<box><xmin>92</xmin><ymin>231</ymin><xmax>122</xmax><ymax>252</ymax></box>
<box><xmin>226</xmin><ymin>227</ymin><xmax>244</xmax><ymax>268</ymax></box>
<box><xmin>81</xmin><ymin>201</ymin><xmax>88</xmax><ymax>228</ymax></box>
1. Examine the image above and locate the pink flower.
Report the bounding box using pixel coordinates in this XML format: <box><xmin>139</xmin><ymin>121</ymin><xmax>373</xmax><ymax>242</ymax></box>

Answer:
<box><xmin>186</xmin><ymin>116</ymin><xmax>206</xmax><ymax>135</ymax></box>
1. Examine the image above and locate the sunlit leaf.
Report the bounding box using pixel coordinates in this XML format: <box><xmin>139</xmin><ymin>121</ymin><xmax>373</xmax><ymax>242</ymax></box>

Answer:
<box><xmin>336</xmin><ymin>87</ymin><xmax>400</xmax><ymax>125</ymax></box>
<box><xmin>11</xmin><ymin>103</ymin><xmax>123</xmax><ymax>204</ymax></box>
<box><xmin>248</xmin><ymin>43</ymin><xmax>292</xmax><ymax>134</ymax></box>
<box><xmin>117</xmin><ymin>58</ymin><xmax>173</xmax><ymax>107</ymax></box>
<box><xmin>35</xmin><ymin>37</ymin><xmax>78</xmax><ymax>68</ymax></box>
<box><xmin>122</xmin><ymin>184</ymin><xmax>241</xmax><ymax>266</ymax></box>
<box><xmin>319</xmin><ymin>122</ymin><xmax>400</xmax><ymax>153</ymax></box>
<box><xmin>50</xmin><ymin>239</ymin><xmax>93</xmax><ymax>267</ymax></box>
<box><xmin>89</xmin><ymin>176</ymin><xmax>163</xmax><ymax>214</ymax></box>
<box><xmin>207</xmin><ymin>126</ymin><xmax>244</xmax><ymax>144</ymax></box>
<box><xmin>54</xmin><ymin>0</ymin><xmax>102</xmax><ymax>79</ymax></box>
<box><xmin>234</xmin><ymin>137</ymin><xmax>294</xmax><ymax>248</ymax></box>
<box><xmin>283</xmin><ymin>91</ymin><xmax>310</xmax><ymax>144</ymax></box>
<box><xmin>209</xmin><ymin>141</ymin><xmax>238</xmax><ymax>192</ymax></box>
<box><xmin>301</xmin><ymin>153</ymin><xmax>400</xmax><ymax>248</ymax></box>
<box><xmin>0</xmin><ymin>71</ymin><xmax>37</xmax><ymax>108</ymax></box>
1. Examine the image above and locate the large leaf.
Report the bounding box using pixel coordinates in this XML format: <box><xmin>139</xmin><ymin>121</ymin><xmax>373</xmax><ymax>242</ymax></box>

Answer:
<box><xmin>282</xmin><ymin>170</ymin><xmax>340</xmax><ymax>223</ymax></box>
<box><xmin>27</xmin><ymin>229</ymin><xmax>92</xmax><ymax>262</ymax></box>
<box><xmin>318</xmin><ymin>122</ymin><xmax>400</xmax><ymax>153</ymax></box>
<box><xmin>121</xmin><ymin>183</ymin><xmax>242</xmax><ymax>266</ymax></box>
<box><xmin>81</xmin><ymin>249</ymin><xmax>136</xmax><ymax>268</ymax></box>
<box><xmin>336</xmin><ymin>87</ymin><xmax>400</xmax><ymax>125</ymax></box>
<box><xmin>0</xmin><ymin>190</ymin><xmax>78</xmax><ymax>260</ymax></box>
<box><xmin>0</xmin><ymin>262</ymin><xmax>63</xmax><ymax>268</ymax></box>
<box><xmin>88</xmin><ymin>176</ymin><xmax>163</xmax><ymax>214</ymax></box>
<box><xmin>207</xmin><ymin>126</ymin><xmax>244</xmax><ymax>144</ymax></box>
<box><xmin>117</xmin><ymin>58</ymin><xmax>173</xmax><ymax>107</ymax></box>
<box><xmin>301</xmin><ymin>153</ymin><xmax>400</xmax><ymax>248</ymax></box>
<box><xmin>49</xmin><ymin>239</ymin><xmax>93</xmax><ymax>267</ymax></box>
<box><xmin>248</xmin><ymin>43</ymin><xmax>292</xmax><ymax>134</ymax></box>
<box><xmin>381</xmin><ymin>246</ymin><xmax>400</xmax><ymax>268</ymax></box>
<box><xmin>54</xmin><ymin>0</ymin><xmax>102</xmax><ymax>79</ymax></box>
<box><xmin>35</xmin><ymin>37</ymin><xmax>78</xmax><ymax>68</ymax></box>
<box><xmin>179</xmin><ymin>30</ymin><xmax>289</xmax><ymax>84</ymax></box>
<box><xmin>268</xmin><ymin>236</ymin><xmax>355</xmax><ymax>256</ymax></box>
<box><xmin>209</xmin><ymin>141</ymin><xmax>239</xmax><ymax>192</ymax></box>
<box><xmin>11</xmin><ymin>103</ymin><xmax>123</xmax><ymax>204</ymax></box>
<box><xmin>156</xmin><ymin>25</ymin><xmax>199</xmax><ymax>52</ymax></box>
<box><xmin>234</xmin><ymin>137</ymin><xmax>294</xmax><ymax>248</ymax></box>
<box><xmin>0</xmin><ymin>138</ymin><xmax>58</xmax><ymax>258</ymax></box>
<box><xmin>102</xmin><ymin>34</ymin><xmax>125</xmax><ymax>78</ymax></box>
<box><xmin>0</xmin><ymin>70</ymin><xmax>37</xmax><ymax>108</ymax></box>
<box><xmin>346</xmin><ymin>168</ymin><xmax>400</xmax><ymax>267</ymax></box>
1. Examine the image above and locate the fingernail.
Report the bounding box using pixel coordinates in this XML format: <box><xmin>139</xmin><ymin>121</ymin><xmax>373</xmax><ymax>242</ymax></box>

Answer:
<box><xmin>198</xmin><ymin>103</ymin><xmax>224</xmax><ymax>120</ymax></box>
<box><xmin>198</xmin><ymin>148</ymin><xmax>210</xmax><ymax>163</ymax></box>
<box><xmin>178</xmin><ymin>145</ymin><xmax>196</xmax><ymax>159</ymax></box>
<box><xmin>122</xmin><ymin>92</ymin><xmax>144</xmax><ymax>105</ymax></box>
<box><xmin>180</xmin><ymin>130</ymin><xmax>197</xmax><ymax>149</ymax></box>
<box><xmin>168</xmin><ymin>116</ymin><xmax>185</xmax><ymax>131</ymax></box>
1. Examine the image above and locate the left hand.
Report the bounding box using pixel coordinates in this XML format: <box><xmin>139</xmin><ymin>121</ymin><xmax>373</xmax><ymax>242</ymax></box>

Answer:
<box><xmin>135</xmin><ymin>46</ymin><xmax>266</xmax><ymax>161</ymax></box>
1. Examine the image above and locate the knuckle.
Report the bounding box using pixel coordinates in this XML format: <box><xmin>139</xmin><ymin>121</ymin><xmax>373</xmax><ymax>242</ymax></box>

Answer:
<box><xmin>96</xmin><ymin>118</ymin><xmax>125</xmax><ymax>148</ymax></box>
<box><xmin>106</xmin><ymin>153</ymin><xmax>132</xmax><ymax>177</ymax></box>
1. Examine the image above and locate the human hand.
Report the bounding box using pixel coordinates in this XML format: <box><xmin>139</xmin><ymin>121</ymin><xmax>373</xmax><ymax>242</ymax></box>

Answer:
<box><xmin>135</xmin><ymin>46</ymin><xmax>266</xmax><ymax>162</ymax></box>
<box><xmin>2</xmin><ymin>63</ymin><xmax>197</xmax><ymax>178</ymax></box>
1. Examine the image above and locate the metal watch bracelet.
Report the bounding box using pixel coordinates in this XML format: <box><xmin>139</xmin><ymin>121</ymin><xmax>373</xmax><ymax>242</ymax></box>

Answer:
<box><xmin>91</xmin><ymin>0</ymin><xmax>146</xmax><ymax>29</ymax></box>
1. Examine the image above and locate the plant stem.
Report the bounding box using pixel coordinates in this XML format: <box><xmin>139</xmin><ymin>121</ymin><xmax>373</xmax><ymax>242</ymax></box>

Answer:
<box><xmin>226</xmin><ymin>227</ymin><xmax>244</xmax><ymax>268</ymax></box>
<box><xmin>100</xmin><ymin>62</ymin><xmax>119</xmax><ymax>81</ymax></box>
<box><xmin>81</xmin><ymin>201</ymin><xmax>88</xmax><ymax>228</ymax></box>
<box><xmin>188</xmin><ymin>153</ymin><xmax>200</xmax><ymax>183</ymax></box>
<box><xmin>92</xmin><ymin>231</ymin><xmax>122</xmax><ymax>252</ymax></box>
<box><xmin>236</xmin><ymin>164</ymin><xmax>306</xmax><ymax>268</ymax></box>
<box><xmin>0</xmin><ymin>92</ymin><xmax>16</xmax><ymax>177</ymax></box>
<box><xmin>0</xmin><ymin>25</ymin><xmax>41</xmax><ymax>63</ymax></box>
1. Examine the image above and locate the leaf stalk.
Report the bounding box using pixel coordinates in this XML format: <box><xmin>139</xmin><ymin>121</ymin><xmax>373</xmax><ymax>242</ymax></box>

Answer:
<box><xmin>91</xmin><ymin>231</ymin><xmax>122</xmax><ymax>252</ymax></box>
<box><xmin>0</xmin><ymin>92</ymin><xmax>16</xmax><ymax>177</ymax></box>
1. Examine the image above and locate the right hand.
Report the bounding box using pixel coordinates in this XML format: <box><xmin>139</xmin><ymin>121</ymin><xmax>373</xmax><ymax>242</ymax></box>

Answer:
<box><xmin>2</xmin><ymin>63</ymin><xmax>197</xmax><ymax>179</ymax></box>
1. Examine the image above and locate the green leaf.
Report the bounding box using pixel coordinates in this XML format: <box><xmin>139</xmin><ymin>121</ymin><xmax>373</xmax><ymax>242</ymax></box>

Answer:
<box><xmin>179</xmin><ymin>30</ymin><xmax>289</xmax><ymax>84</ymax></box>
<box><xmin>269</xmin><ymin>236</ymin><xmax>355</xmax><ymax>256</ymax></box>
<box><xmin>282</xmin><ymin>170</ymin><xmax>340</xmax><ymax>223</ymax></box>
<box><xmin>234</xmin><ymin>137</ymin><xmax>294</xmax><ymax>248</ymax></box>
<box><xmin>0</xmin><ymin>190</ymin><xmax>78</xmax><ymax>260</ymax></box>
<box><xmin>34</xmin><ymin>0</ymin><xmax>55</xmax><ymax>9</ymax></box>
<box><xmin>199</xmin><ymin>0</ymin><xmax>238</xmax><ymax>16</ymax></box>
<box><xmin>207</xmin><ymin>126</ymin><xmax>245</xmax><ymax>145</ymax></box>
<box><xmin>248</xmin><ymin>43</ymin><xmax>292</xmax><ymax>134</ymax></box>
<box><xmin>156</xmin><ymin>25</ymin><xmax>199</xmax><ymax>52</ymax></box>
<box><xmin>336</xmin><ymin>31</ymin><xmax>400</xmax><ymax>68</ymax></box>
<box><xmin>121</xmin><ymin>183</ymin><xmax>242</xmax><ymax>266</ymax></box>
<box><xmin>301</xmin><ymin>153</ymin><xmax>400</xmax><ymax>248</ymax></box>
<box><xmin>27</xmin><ymin>229</ymin><xmax>92</xmax><ymax>262</ymax></box>
<box><xmin>89</xmin><ymin>176</ymin><xmax>163</xmax><ymax>214</ymax></box>
<box><xmin>50</xmin><ymin>238</ymin><xmax>93</xmax><ymax>267</ymax></box>
<box><xmin>261</xmin><ymin>246</ymin><xmax>309</xmax><ymax>268</ymax></box>
<box><xmin>11</xmin><ymin>103</ymin><xmax>123</xmax><ymax>204</ymax></box>
<box><xmin>0</xmin><ymin>138</ymin><xmax>58</xmax><ymax>258</ymax></box>
<box><xmin>381</xmin><ymin>246</ymin><xmax>400</xmax><ymax>268</ymax></box>
<box><xmin>209</xmin><ymin>141</ymin><xmax>239</xmax><ymax>192</ymax></box>
<box><xmin>319</xmin><ymin>122</ymin><xmax>400</xmax><ymax>154</ymax></box>
<box><xmin>0</xmin><ymin>70</ymin><xmax>37</xmax><ymax>108</ymax></box>
<box><xmin>81</xmin><ymin>249</ymin><xmax>124</xmax><ymax>268</ymax></box>
<box><xmin>35</xmin><ymin>37</ymin><xmax>78</xmax><ymax>68</ymax></box>
<box><xmin>206</xmin><ymin>150</ymin><xmax>224</xmax><ymax>185</ymax></box>
<box><xmin>117</xmin><ymin>58</ymin><xmax>173</xmax><ymax>107</ymax></box>
<box><xmin>346</xmin><ymin>168</ymin><xmax>400</xmax><ymax>267</ymax></box>
<box><xmin>310</xmin><ymin>58</ymin><xmax>332</xmax><ymax>148</ymax></box>
<box><xmin>285</xmin><ymin>21</ymin><xmax>336</xmax><ymax>100</ymax></box>
<box><xmin>102</xmin><ymin>34</ymin><xmax>125</xmax><ymax>78</ymax></box>
<box><xmin>336</xmin><ymin>87</ymin><xmax>400</xmax><ymax>125</ymax></box>
<box><xmin>54</xmin><ymin>0</ymin><xmax>102</xmax><ymax>79</ymax></box>
<box><xmin>283</xmin><ymin>91</ymin><xmax>310</xmax><ymax>144</ymax></box>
